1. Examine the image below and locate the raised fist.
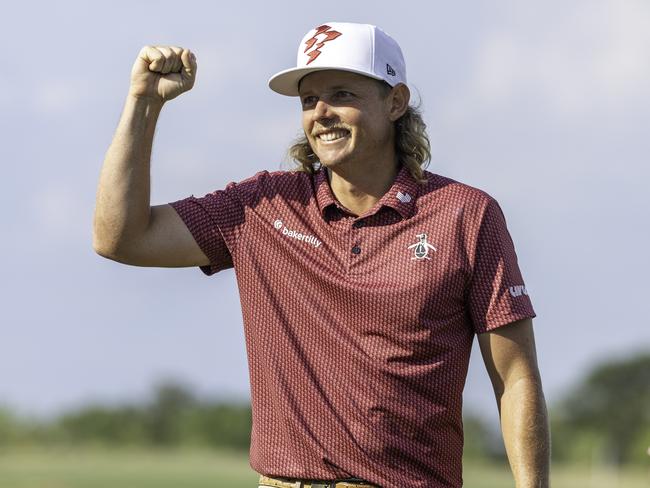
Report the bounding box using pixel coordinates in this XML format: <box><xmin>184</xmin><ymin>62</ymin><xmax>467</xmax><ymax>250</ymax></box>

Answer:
<box><xmin>129</xmin><ymin>45</ymin><xmax>197</xmax><ymax>103</ymax></box>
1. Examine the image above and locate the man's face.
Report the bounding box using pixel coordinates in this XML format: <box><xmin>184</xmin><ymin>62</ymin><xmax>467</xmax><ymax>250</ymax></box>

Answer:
<box><xmin>298</xmin><ymin>70</ymin><xmax>394</xmax><ymax>170</ymax></box>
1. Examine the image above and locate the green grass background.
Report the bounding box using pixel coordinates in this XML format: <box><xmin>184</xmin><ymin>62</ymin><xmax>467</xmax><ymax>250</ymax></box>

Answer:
<box><xmin>0</xmin><ymin>447</ymin><xmax>648</xmax><ymax>488</ymax></box>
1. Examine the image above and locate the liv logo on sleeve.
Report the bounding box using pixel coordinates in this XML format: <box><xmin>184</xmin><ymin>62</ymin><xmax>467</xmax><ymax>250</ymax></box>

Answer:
<box><xmin>509</xmin><ymin>284</ymin><xmax>529</xmax><ymax>297</ymax></box>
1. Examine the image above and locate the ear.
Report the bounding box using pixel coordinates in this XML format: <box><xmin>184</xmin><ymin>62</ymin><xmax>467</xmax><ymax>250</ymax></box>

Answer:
<box><xmin>387</xmin><ymin>83</ymin><xmax>410</xmax><ymax>122</ymax></box>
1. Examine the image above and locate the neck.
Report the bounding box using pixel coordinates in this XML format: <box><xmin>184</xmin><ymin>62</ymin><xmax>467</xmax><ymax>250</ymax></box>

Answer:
<box><xmin>325</xmin><ymin>157</ymin><xmax>400</xmax><ymax>217</ymax></box>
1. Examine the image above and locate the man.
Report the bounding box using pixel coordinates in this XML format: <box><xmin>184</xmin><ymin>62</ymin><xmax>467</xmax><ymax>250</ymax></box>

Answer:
<box><xmin>93</xmin><ymin>21</ymin><xmax>550</xmax><ymax>488</ymax></box>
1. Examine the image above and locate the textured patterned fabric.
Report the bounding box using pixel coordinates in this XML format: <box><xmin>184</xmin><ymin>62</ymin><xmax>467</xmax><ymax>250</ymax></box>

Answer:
<box><xmin>259</xmin><ymin>473</ymin><xmax>380</xmax><ymax>487</ymax></box>
<box><xmin>168</xmin><ymin>163</ymin><xmax>536</xmax><ymax>488</ymax></box>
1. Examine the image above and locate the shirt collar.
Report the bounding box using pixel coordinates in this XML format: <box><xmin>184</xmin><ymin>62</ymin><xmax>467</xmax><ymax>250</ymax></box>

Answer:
<box><xmin>314</xmin><ymin>163</ymin><xmax>421</xmax><ymax>220</ymax></box>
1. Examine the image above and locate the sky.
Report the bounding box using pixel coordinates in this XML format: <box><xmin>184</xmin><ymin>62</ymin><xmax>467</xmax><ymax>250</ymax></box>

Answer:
<box><xmin>1</xmin><ymin>0</ymin><xmax>649</xmax><ymax>428</ymax></box>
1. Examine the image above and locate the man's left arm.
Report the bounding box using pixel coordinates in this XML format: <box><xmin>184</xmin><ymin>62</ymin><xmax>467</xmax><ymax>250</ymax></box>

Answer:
<box><xmin>477</xmin><ymin>317</ymin><xmax>550</xmax><ymax>488</ymax></box>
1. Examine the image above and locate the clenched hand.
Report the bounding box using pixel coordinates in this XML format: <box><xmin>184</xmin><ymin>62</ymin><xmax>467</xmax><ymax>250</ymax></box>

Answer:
<box><xmin>129</xmin><ymin>45</ymin><xmax>197</xmax><ymax>104</ymax></box>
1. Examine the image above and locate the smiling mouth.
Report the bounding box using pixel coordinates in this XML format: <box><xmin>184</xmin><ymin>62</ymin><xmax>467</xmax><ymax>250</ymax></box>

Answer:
<box><xmin>316</xmin><ymin>129</ymin><xmax>350</xmax><ymax>142</ymax></box>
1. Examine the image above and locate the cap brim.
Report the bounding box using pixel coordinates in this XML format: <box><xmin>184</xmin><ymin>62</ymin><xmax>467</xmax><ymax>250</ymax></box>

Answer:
<box><xmin>268</xmin><ymin>65</ymin><xmax>386</xmax><ymax>96</ymax></box>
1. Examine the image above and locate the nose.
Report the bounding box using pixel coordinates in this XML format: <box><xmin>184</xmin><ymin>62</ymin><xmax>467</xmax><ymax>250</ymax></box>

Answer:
<box><xmin>312</xmin><ymin>99</ymin><xmax>333</xmax><ymax>122</ymax></box>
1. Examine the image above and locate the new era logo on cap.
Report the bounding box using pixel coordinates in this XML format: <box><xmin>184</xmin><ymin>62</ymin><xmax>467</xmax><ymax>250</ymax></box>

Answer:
<box><xmin>268</xmin><ymin>21</ymin><xmax>408</xmax><ymax>96</ymax></box>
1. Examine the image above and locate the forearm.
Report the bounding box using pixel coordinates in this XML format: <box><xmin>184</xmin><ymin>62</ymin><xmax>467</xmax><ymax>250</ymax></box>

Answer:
<box><xmin>93</xmin><ymin>95</ymin><xmax>164</xmax><ymax>256</ymax></box>
<box><xmin>498</xmin><ymin>375</ymin><xmax>550</xmax><ymax>488</ymax></box>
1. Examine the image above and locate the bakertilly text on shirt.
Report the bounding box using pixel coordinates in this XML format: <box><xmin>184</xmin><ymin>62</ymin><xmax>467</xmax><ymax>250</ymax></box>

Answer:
<box><xmin>273</xmin><ymin>219</ymin><xmax>322</xmax><ymax>248</ymax></box>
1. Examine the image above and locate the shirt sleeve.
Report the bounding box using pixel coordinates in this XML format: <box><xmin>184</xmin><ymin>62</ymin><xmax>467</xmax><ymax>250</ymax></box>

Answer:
<box><xmin>466</xmin><ymin>196</ymin><xmax>537</xmax><ymax>334</ymax></box>
<box><xmin>167</xmin><ymin>171</ymin><xmax>264</xmax><ymax>276</ymax></box>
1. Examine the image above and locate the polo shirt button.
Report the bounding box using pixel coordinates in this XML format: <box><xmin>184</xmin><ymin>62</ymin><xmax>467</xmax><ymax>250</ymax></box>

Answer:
<box><xmin>351</xmin><ymin>246</ymin><xmax>361</xmax><ymax>254</ymax></box>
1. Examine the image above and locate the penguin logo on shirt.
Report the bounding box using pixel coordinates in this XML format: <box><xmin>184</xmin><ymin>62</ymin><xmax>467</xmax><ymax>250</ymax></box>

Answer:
<box><xmin>408</xmin><ymin>233</ymin><xmax>437</xmax><ymax>260</ymax></box>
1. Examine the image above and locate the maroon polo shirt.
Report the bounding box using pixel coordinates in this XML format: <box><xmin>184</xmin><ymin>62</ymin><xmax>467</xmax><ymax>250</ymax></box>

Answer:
<box><xmin>168</xmin><ymin>163</ymin><xmax>536</xmax><ymax>488</ymax></box>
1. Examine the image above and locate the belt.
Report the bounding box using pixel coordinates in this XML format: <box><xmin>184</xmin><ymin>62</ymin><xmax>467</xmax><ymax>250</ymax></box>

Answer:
<box><xmin>258</xmin><ymin>474</ymin><xmax>380</xmax><ymax>488</ymax></box>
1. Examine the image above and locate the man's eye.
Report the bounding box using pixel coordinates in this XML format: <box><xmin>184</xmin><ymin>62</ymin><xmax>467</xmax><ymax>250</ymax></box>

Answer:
<box><xmin>302</xmin><ymin>96</ymin><xmax>317</xmax><ymax>106</ymax></box>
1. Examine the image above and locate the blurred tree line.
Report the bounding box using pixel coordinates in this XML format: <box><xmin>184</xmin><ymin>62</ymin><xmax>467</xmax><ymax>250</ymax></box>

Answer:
<box><xmin>0</xmin><ymin>352</ymin><xmax>648</xmax><ymax>467</ymax></box>
<box><xmin>550</xmin><ymin>350</ymin><xmax>650</xmax><ymax>466</ymax></box>
<box><xmin>0</xmin><ymin>383</ymin><xmax>251</xmax><ymax>451</ymax></box>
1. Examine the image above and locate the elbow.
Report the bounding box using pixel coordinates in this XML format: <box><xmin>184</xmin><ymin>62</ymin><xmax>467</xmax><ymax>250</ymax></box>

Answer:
<box><xmin>92</xmin><ymin>213</ymin><xmax>114</xmax><ymax>258</ymax></box>
<box><xmin>92</xmin><ymin>216</ymin><xmax>129</xmax><ymax>261</ymax></box>
<box><xmin>93</xmin><ymin>240</ymin><xmax>132</xmax><ymax>264</ymax></box>
<box><xmin>500</xmin><ymin>374</ymin><xmax>546</xmax><ymax>403</ymax></box>
<box><xmin>94</xmin><ymin>245</ymin><xmax>114</xmax><ymax>260</ymax></box>
<box><xmin>92</xmin><ymin>229</ymin><xmax>142</xmax><ymax>265</ymax></box>
<box><xmin>92</xmin><ymin>225</ymin><xmax>124</xmax><ymax>261</ymax></box>
<box><xmin>93</xmin><ymin>234</ymin><xmax>118</xmax><ymax>260</ymax></box>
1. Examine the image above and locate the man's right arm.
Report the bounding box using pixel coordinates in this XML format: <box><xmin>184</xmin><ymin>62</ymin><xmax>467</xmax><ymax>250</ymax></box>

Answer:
<box><xmin>92</xmin><ymin>45</ymin><xmax>208</xmax><ymax>268</ymax></box>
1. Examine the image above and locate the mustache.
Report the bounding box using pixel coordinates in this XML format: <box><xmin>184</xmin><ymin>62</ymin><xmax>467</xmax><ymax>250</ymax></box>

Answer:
<box><xmin>311</xmin><ymin>124</ymin><xmax>351</xmax><ymax>136</ymax></box>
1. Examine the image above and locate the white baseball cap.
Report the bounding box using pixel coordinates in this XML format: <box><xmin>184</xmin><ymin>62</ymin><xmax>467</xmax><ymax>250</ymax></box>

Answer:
<box><xmin>268</xmin><ymin>21</ymin><xmax>407</xmax><ymax>96</ymax></box>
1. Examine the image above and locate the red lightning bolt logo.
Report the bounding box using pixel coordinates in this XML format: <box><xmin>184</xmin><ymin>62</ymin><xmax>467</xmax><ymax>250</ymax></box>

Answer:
<box><xmin>304</xmin><ymin>25</ymin><xmax>342</xmax><ymax>65</ymax></box>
